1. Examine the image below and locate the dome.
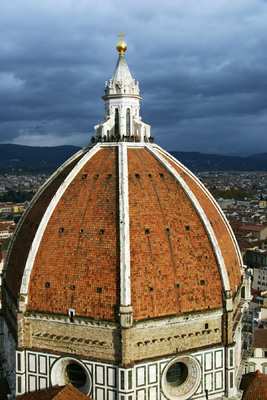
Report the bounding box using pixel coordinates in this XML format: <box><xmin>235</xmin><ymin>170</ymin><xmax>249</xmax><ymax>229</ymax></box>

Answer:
<box><xmin>4</xmin><ymin>142</ymin><xmax>242</xmax><ymax>321</ymax></box>
<box><xmin>241</xmin><ymin>371</ymin><xmax>267</xmax><ymax>400</ymax></box>
<box><xmin>1</xmin><ymin>38</ymin><xmax>247</xmax><ymax>400</ymax></box>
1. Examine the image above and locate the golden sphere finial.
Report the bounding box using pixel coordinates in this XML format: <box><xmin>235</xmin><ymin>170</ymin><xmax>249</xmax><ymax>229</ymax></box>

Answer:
<box><xmin>116</xmin><ymin>32</ymin><xmax>127</xmax><ymax>56</ymax></box>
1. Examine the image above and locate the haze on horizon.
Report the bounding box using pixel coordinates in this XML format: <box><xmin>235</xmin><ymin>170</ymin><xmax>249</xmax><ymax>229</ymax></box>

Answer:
<box><xmin>1</xmin><ymin>0</ymin><xmax>267</xmax><ymax>155</ymax></box>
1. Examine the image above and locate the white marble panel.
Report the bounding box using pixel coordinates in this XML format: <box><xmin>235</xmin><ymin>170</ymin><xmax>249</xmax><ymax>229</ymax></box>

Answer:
<box><xmin>148</xmin><ymin>364</ymin><xmax>157</xmax><ymax>384</ymax></box>
<box><xmin>205</xmin><ymin>373</ymin><xmax>213</xmax><ymax>392</ymax></box>
<box><xmin>137</xmin><ymin>389</ymin><xmax>146</xmax><ymax>400</ymax></box>
<box><xmin>215</xmin><ymin>350</ymin><xmax>223</xmax><ymax>369</ymax></box>
<box><xmin>29</xmin><ymin>375</ymin><xmax>37</xmax><ymax>392</ymax></box>
<box><xmin>107</xmin><ymin>367</ymin><xmax>116</xmax><ymax>387</ymax></box>
<box><xmin>137</xmin><ymin>366</ymin><xmax>146</xmax><ymax>387</ymax></box>
<box><xmin>204</xmin><ymin>352</ymin><xmax>213</xmax><ymax>371</ymax></box>
<box><xmin>148</xmin><ymin>386</ymin><xmax>157</xmax><ymax>400</ymax></box>
<box><xmin>215</xmin><ymin>370</ymin><xmax>223</xmax><ymax>390</ymax></box>
<box><xmin>107</xmin><ymin>390</ymin><xmax>116</xmax><ymax>400</ymax></box>
<box><xmin>96</xmin><ymin>387</ymin><xmax>105</xmax><ymax>400</ymax></box>
<box><xmin>96</xmin><ymin>365</ymin><xmax>105</xmax><ymax>385</ymax></box>
<box><xmin>28</xmin><ymin>354</ymin><xmax>36</xmax><ymax>373</ymax></box>
<box><xmin>39</xmin><ymin>377</ymin><xmax>47</xmax><ymax>390</ymax></box>
<box><xmin>39</xmin><ymin>355</ymin><xmax>47</xmax><ymax>375</ymax></box>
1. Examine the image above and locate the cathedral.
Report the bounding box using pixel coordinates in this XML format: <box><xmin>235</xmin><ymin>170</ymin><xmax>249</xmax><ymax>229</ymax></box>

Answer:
<box><xmin>0</xmin><ymin>37</ymin><xmax>250</xmax><ymax>399</ymax></box>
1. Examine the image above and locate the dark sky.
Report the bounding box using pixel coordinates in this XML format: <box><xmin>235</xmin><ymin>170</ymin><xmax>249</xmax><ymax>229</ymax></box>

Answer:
<box><xmin>1</xmin><ymin>0</ymin><xmax>267</xmax><ymax>154</ymax></box>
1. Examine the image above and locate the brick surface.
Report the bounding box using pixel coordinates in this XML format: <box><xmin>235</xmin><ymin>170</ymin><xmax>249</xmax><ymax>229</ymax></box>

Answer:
<box><xmin>128</xmin><ymin>148</ymin><xmax>223</xmax><ymax>320</ymax></box>
<box><xmin>162</xmin><ymin>152</ymin><xmax>242</xmax><ymax>294</ymax></box>
<box><xmin>5</xmin><ymin>154</ymin><xmax>83</xmax><ymax>300</ymax></box>
<box><xmin>27</xmin><ymin>147</ymin><xmax>120</xmax><ymax>320</ymax></box>
<box><xmin>6</xmin><ymin>144</ymin><xmax>241</xmax><ymax>324</ymax></box>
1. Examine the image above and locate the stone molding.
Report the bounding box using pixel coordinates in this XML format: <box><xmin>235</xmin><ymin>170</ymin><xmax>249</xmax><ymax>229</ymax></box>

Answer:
<box><xmin>118</xmin><ymin>143</ymin><xmax>132</xmax><ymax>327</ymax></box>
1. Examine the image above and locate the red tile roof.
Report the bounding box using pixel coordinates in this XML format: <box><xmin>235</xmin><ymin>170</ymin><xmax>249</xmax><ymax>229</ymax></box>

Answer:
<box><xmin>5</xmin><ymin>152</ymin><xmax>84</xmax><ymax>300</ymax></box>
<box><xmin>16</xmin><ymin>384</ymin><xmax>90</xmax><ymax>400</ymax></box>
<box><xmin>254</xmin><ymin>328</ymin><xmax>267</xmax><ymax>349</ymax></box>
<box><xmin>162</xmin><ymin>151</ymin><xmax>242</xmax><ymax>292</ymax></box>
<box><xmin>27</xmin><ymin>147</ymin><xmax>119</xmax><ymax>320</ymax></box>
<box><xmin>128</xmin><ymin>148</ymin><xmax>222</xmax><ymax>319</ymax></box>
<box><xmin>241</xmin><ymin>371</ymin><xmax>267</xmax><ymax>399</ymax></box>
<box><xmin>4</xmin><ymin>144</ymin><xmax>242</xmax><ymax>321</ymax></box>
<box><xmin>238</xmin><ymin>224</ymin><xmax>267</xmax><ymax>232</ymax></box>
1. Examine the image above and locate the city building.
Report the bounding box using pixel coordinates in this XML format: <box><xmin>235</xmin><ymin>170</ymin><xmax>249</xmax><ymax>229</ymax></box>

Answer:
<box><xmin>1</xmin><ymin>38</ymin><xmax>250</xmax><ymax>399</ymax></box>
<box><xmin>259</xmin><ymin>199</ymin><xmax>267</xmax><ymax>209</ymax></box>
<box><xmin>235</xmin><ymin>224</ymin><xmax>267</xmax><ymax>242</ymax></box>
<box><xmin>244</xmin><ymin>248</ymin><xmax>267</xmax><ymax>292</ymax></box>
<box><xmin>259</xmin><ymin>292</ymin><xmax>267</xmax><ymax>325</ymax></box>
<box><xmin>251</xmin><ymin>267</ymin><xmax>267</xmax><ymax>292</ymax></box>
<box><xmin>245</xmin><ymin>248</ymin><xmax>267</xmax><ymax>270</ymax></box>
<box><xmin>245</xmin><ymin>329</ymin><xmax>267</xmax><ymax>374</ymax></box>
<box><xmin>243</xmin><ymin>293</ymin><xmax>267</xmax><ymax>377</ymax></box>
<box><xmin>0</xmin><ymin>221</ymin><xmax>15</xmax><ymax>240</ymax></box>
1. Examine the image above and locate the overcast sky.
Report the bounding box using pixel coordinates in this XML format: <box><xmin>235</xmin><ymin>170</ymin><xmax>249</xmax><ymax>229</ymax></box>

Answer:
<box><xmin>1</xmin><ymin>0</ymin><xmax>267</xmax><ymax>154</ymax></box>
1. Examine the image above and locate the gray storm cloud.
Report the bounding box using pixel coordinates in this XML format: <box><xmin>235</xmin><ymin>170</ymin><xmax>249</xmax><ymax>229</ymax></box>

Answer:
<box><xmin>0</xmin><ymin>0</ymin><xmax>267</xmax><ymax>154</ymax></box>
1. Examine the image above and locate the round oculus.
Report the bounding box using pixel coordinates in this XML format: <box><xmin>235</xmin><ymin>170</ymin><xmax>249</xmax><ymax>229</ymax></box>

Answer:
<box><xmin>51</xmin><ymin>357</ymin><xmax>92</xmax><ymax>395</ymax></box>
<box><xmin>162</xmin><ymin>355</ymin><xmax>201</xmax><ymax>400</ymax></box>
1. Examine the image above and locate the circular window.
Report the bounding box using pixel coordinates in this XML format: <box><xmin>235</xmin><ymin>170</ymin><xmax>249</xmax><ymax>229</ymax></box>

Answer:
<box><xmin>51</xmin><ymin>357</ymin><xmax>92</xmax><ymax>395</ymax></box>
<box><xmin>166</xmin><ymin>362</ymin><xmax>188</xmax><ymax>387</ymax></box>
<box><xmin>162</xmin><ymin>356</ymin><xmax>201</xmax><ymax>400</ymax></box>
<box><xmin>65</xmin><ymin>362</ymin><xmax>87</xmax><ymax>389</ymax></box>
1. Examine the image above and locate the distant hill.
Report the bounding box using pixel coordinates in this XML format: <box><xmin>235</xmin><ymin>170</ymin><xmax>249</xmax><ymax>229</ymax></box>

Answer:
<box><xmin>171</xmin><ymin>151</ymin><xmax>267</xmax><ymax>171</ymax></box>
<box><xmin>0</xmin><ymin>144</ymin><xmax>266</xmax><ymax>172</ymax></box>
<box><xmin>0</xmin><ymin>144</ymin><xmax>80</xmax><ymax>173</ymax></box>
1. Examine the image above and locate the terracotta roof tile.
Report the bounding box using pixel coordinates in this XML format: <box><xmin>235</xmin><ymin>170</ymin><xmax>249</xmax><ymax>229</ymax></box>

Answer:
<box><xmin>254</xmin><ymin>329</ymin><xmax>267</xmax><ymax>348</ymax></box>
<box><xmin>4</xmin><ymin>144</ymin><xmax>242</xmax><ymax>321</ymax></box>
<box><xmin>5</xmin><ymin>153</ymin><xmax>84</xmax><ymax>300</ymax></box>
<box><xmin>241</xmin><ymin>371</ymin><xmax>267</xmax><ymax>400</ymax></box>
<box><xmin>161</xmin><ymin>150</ymin><xmax>242</xmax><ymax>294</ymax></box>
<box><xmin>27</xmin><ymin>147</ymin><xmax>119</xmax><ymax>320</ymax></box>
<box><xmin>16</xmin><ymin>384</ymin><xmax>90</xmax><ymax>400</ymax></box>
<box><xmin>128</xmin><ymin>148</ymin><xmax>222</xmax><ymax>320</ymax></box>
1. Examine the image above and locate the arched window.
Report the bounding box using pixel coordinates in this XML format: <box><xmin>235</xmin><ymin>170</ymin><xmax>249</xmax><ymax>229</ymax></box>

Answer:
<box><xmin>248</xmin><ymin>362</ymin><xmax>256</xmax><ymax>373</ymax></box>
<box><xmin>126</xmin><ymin>108</ymin><xmax>131</xmax><ymax>136</ymax></box>
<box><xmin>262</xmin><ymin>363</ymin><xmax>267</xmax><ymax>374</ymax></box>
<box><xmin>114</xmin><ymin>108</ymin><xmax>119</xmax><ymax>137</ymax></box>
